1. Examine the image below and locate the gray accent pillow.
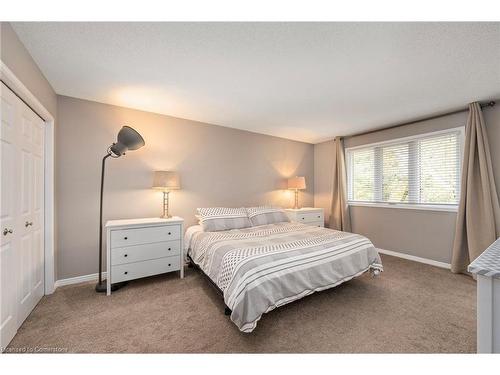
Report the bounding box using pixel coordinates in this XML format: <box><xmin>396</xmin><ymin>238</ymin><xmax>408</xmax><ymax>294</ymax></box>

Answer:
<box><xmin>197</xmin><ymin>207</ymin><xmax>252</xmax><ymax>232</ymax></box>
<box><xmin>246</xmin><ymin>206</ymin><xmax>290</xmax><ymax>226</ymax></box>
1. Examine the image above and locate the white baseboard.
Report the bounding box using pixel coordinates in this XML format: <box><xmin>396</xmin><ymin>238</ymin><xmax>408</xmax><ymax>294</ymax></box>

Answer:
<box><xmin>54</xmin><ymin>272</ymin><xmax>107</xmax><ymax>288</ymax></box>
<box><xmin>377</xmin><ymin>248</ymin><xmax>451</xmax><ymax>269</ymax></box>
<box><xmin>54</xmin><ymin>250</ymin><xmax>450</xmax><ymax>288</ymax></box>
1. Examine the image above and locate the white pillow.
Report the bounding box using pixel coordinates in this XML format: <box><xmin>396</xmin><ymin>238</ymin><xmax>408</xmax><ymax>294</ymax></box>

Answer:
<box><xmin>196</xmin><ymin>207</ymin><xmax>252</xmax><ymax>232</ymax></box>
<box><xmin>246</xmin><ymin>206</ymin><xmax>290</xmax><ymax>226</ymax></box>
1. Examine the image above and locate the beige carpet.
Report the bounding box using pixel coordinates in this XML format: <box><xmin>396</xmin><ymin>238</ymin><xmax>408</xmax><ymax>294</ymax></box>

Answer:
<box><xmin>7</xmin><ymin>254</ymin><xmax>476</xmax><ymax>353</ymax></box>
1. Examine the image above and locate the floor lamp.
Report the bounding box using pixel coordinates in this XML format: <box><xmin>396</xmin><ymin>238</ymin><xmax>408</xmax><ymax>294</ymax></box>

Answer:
<box><xmin>95</xmin><ymin>126</ymin><xmax>145</xmax><ymax>293</ymax></box>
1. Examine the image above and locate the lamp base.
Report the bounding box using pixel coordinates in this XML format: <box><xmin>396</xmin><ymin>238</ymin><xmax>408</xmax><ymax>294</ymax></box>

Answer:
<box><xmin>293</xmin><ymin>189</ymin><xmax>300</xmax><ymax>209</ymax></box>
<box><xmin>161</xmin><ymin>191</ymin><xmax>171</xmax><ymax>219</ymax></box>
<box><xmin>95</xmin><ymin>280</ymin><xmax>128</xmax><ymax>293</ymax></box>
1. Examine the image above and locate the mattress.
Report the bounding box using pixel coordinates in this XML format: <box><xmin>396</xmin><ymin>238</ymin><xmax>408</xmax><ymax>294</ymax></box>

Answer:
<box><xmin>185</xmin><ymin>222</ymin><xmax>383</xmax><ymax>332</ymax></box>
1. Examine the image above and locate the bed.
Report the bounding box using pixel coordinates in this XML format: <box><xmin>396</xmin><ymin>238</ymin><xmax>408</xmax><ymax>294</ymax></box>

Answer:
<box><xmin>185</xmin><ymin>220</ymin><xmax>383</xmax><ymax>333</ymax></box>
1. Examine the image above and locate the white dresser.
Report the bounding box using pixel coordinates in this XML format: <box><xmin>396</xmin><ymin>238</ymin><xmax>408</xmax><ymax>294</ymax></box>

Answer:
<box><xmin>106</xmin><ymin>217</ymin><xmax>184</xmax><ymax>295</ymax></box>
<box><xmin>285</xmin><ymin>208</ymin><xmax>324</xmax><ymax>227</ymax></box>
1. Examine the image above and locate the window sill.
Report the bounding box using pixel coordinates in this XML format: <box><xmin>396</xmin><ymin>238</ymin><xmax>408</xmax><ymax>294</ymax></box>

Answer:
<box><xmin>347</xmin><ymin>201</ymin><xmax>458</xmax><ymax>213</ymax></box>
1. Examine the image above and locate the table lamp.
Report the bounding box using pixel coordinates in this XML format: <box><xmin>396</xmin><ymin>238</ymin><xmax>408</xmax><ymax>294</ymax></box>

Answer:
<box><xmin>287</xmin><ymin>176</ymin><xmax>306</xmax><ymax>209</ymax></box>
<box><xmin>152</xmin><ymin>171</ymin><xmax>180</xmax><ymax>218</ymax></box>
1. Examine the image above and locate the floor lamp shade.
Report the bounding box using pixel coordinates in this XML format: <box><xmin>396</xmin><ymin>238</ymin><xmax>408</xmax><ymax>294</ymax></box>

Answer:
<box><xmin>95</xmin><ymin>126</ymin><xmax>145</xmax><ymax>294</ymax></box>
<box><xmin>109</xmin><ymin>126</ymin><xmax>145</xmax><ymax>157</ymax></box>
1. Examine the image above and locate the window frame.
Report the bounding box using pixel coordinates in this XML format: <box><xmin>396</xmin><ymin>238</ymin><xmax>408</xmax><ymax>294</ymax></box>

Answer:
<box><xmin>345</xmin><ymin>126</ymin><xmax>465</xmax><ymax>212</ymax></box>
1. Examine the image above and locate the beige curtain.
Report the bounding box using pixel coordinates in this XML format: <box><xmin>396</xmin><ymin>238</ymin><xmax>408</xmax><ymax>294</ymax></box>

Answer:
<box><xmin>329</xmin><ymin>137</ymin><xmax>351</xmax><ymax>231</ymax></box>
<box><xmin>451</xmin><ymin>102</ymin><xmax>500</xmax><ymax>273</ymax></box>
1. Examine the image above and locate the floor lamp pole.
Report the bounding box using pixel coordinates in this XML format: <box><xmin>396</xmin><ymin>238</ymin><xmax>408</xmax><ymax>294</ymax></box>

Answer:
<box><xmin>95</xmin><ymin>152</ymin><xmax>127</xmax><ymax>293</ymax></box>
<box><xmin>96</xmin><ymin>153</ymin><xmax>111</xmax><ymax>290</ymax></box>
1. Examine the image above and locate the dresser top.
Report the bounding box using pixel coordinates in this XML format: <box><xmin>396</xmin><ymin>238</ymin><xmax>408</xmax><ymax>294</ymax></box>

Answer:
<box><xmin>285</xmin><ymin>207</ymin><xmax>323</xmax><ymax>212</ymax></box>
<box><xmin>106</xmin><ymin>217</ymin><xmax>184</xmax><ymax>228</ymax></box>
<box><xmin>468</xmin><ymin>238</ymin><xmax>500</xmax><ymax>278</ymax></box>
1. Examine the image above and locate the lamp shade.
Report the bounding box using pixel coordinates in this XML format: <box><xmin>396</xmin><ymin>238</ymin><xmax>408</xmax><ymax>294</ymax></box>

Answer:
<box><xmin>109</xmin><ymin>126</ymin><xmax>145</xmax><ymax>157</ymax></box>
<box><xmin>287</xmin><ymin>176</ymin><xmax>306</xmax><ymax>190</ymax></box>
<box><xmin>152</xmin><ymin>171</ymin><xmax>181</xmax><ymax>191</ymax></box>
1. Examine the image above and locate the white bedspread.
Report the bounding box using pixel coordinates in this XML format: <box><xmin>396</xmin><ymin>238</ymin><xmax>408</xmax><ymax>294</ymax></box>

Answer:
<box><xmin>186</xmin><ymin>222</ymin><xmax>382</xmax><ymax>332</ymax></box>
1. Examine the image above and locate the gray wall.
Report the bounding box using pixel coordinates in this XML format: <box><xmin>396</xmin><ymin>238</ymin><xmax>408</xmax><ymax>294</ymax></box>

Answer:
<box><xmin>488</xmin><ymin>106</ymin><xmax>500</xmax><ymax>204</ymax></box>
<box><xmin>314</xmin><ymin>106</ymin><xmax>500</xmax><ymax>264</ymax></box>
<box><xmin>1</xmin><ymin>22</ymin><xmax>60</xmax><ymax>276</ymax></box>
<box><xmin>56</xmin><ymin>96</ymin><xmax>314</xmax><ymax>279</ymax></box>
<box><xmin>1</xmin><ymin>22</ymin><xmax>57</xmax><ymax>116</ymax></box>
<box><xmin>314</xmin><ymin>139</ymin><xmax>335</xmax><ymax>225</ymax></box>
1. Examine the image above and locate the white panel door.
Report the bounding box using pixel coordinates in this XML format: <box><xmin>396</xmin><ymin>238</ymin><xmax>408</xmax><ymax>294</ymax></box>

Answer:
<box><xmin>0</xmin><ymin>82</ymin><xmax>45</xmax><ymax>349</ymax></box>
<box><xmin>0</xmin><ymin>83</ymin><xmax>19</xmax><ymax>349</ymax></box>
<box><xmin>17</xmin><ymin>97</ymin><xmax>45</xmax><ymax>326</ymax></box>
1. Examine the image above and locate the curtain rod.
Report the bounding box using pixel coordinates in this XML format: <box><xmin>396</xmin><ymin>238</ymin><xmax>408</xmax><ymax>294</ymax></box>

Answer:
<box><xmin>343</xmin><ymin>100</ymin><xmax>497</xmax><ymax>140</ymax></box>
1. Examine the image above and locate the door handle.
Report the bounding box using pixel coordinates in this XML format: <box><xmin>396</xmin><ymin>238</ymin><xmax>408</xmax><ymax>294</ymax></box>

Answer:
<box><xmin>3</xmin><ymin>228</ymin><xmax>13</xmax><ymax>236</ymax></box>
<box><xmin>25</xmin><ymin>221</ymin><xmax>33</xmax><ymax>227</ymax></box>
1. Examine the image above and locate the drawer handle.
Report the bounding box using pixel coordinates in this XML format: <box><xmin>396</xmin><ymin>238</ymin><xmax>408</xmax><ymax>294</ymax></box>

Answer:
<box><xmin>168</xmin><ymin>232</ymin><xmax>172</xmax><ymax>235</ymax></box>
<box><xmin>124</xmin><ymin>236</ymin><xmax>128</xmax><ymax>240</ymax></box>
<box><xmin>168</xmin><ymin>263</ymin><xmax>171</xmax><ymax>267</ymax></box>
<box><xmin>3</xmin><ymin>228</ymin><xmax>13</xmax><ymax>236</ymax></box>
<box><xmin>168</xmin><ymin>247</ymin><xmax>171</xmax><ymax>251</ymax></box>
<box><xmin>317</xmin><ymin>215</ymin><xmax>321</xmax><ymax>218</ymax></box>
<box><xmin>124</xmin><ymin>254</ymin><xmax>128</xmax><ymax>257</ymax></box>
<box><xmin>124</xmin><ymin>271</ymin><xmax>128</xmax><ymax>275</ymax></box>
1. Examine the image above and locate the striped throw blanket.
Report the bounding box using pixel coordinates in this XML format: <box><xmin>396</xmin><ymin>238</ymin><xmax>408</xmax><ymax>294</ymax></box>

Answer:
<box><xmin>187</xmin><ymin>222</ymin><xmax>383</xmax><ymax>332</ymax></box>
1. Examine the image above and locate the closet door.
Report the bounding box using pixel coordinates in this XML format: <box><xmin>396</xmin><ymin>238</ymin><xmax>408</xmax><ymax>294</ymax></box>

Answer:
<box><xmin>0</xmin><ymin>82</ymin><xmax>19</xmax><ymax>349</ymax></box>
<box><xmin>0</xmin><ymin>82</ymin><xmax>45</xmax><ymax>348</ymax></box>
<box><xmin>17</xmin><ymin>93</ymin><xmax>45</xmax><ymax>326</ymax></box>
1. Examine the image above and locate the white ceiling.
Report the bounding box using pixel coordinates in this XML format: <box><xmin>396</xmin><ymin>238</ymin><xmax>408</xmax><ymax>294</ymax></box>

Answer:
<box><xmin>12</xmin><ymin>22</ymin><xmax>500</xmax><ymax>143</ymax></box>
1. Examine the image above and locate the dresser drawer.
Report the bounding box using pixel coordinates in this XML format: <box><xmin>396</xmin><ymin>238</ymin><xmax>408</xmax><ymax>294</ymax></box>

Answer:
<box><xmin>111</xmin><ymin>256</ymin><xmax>181</xmax><ymax>283</ymax></box>
<box><xmin>111</xmin><ymin>240</ymin><xmax>181</xmax><ymax>266</ymax></box>
<box><xmin>111</xmin><ymin>224</ymin><xmax>181</xmax><ymax>248</ymax></box>
<box><xmin>306</xmin><ymin>220</ymin><xmax>324</xmax><ymax>228</ymax></box>
<box><xmin>296</xmin><ymin>212</ymin><xmax>324</xmax><ymax>223</ymax></box>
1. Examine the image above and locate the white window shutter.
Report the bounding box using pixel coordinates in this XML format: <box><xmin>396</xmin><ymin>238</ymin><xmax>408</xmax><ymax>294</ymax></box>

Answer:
<box><xmin>346</xmin><ymin>129</ymin><xmax>463</xmax><ymax>207</ymax></box>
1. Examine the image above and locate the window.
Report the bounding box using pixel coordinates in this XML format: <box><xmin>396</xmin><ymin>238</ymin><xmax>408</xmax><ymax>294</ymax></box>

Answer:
<box><xmin>346</xmin><ymin>128</ymin><xmax>464</xmax><ymax>209</ymax></box>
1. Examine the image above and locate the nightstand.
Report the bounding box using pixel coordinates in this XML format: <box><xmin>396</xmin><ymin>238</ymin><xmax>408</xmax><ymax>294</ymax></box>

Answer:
<box><xmin>105</xmin><ymin>217</ymin><xmax>184</xmax><ymax>295</ymax></box>
<box><xmin>285</xmin><ymin>208</ymin><xmax>324</xmax><ymax>227</ymax></box>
